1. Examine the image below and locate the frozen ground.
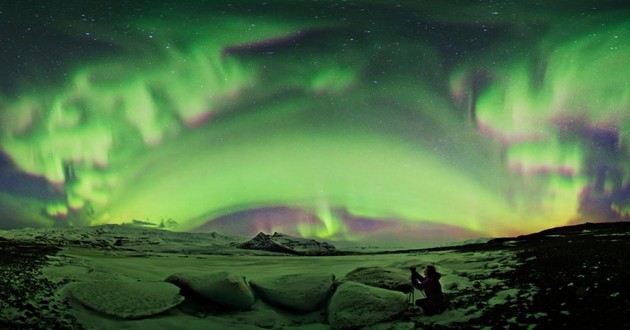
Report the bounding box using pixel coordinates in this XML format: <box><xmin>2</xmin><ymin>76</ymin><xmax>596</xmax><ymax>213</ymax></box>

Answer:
<box><xmin>53</xmin><ymin>248</ymin><xmax>520</xmax><ymax>329</ymax></box>
<box><xmin>1</xmin><ymin>221</ymin><xmax>629</xmax><ymax>329</ymax></box>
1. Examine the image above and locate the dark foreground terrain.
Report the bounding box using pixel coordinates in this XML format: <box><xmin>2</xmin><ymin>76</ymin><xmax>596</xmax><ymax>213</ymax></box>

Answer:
<box><xmin>0</xmin><ymin>237</ymin><xmax>81</xmax><ymax>329</ymax></box>
<box><xmin>420</xmin><ymin>221</ymin><xmax>630</xmax><ymax>329</ymax></box>
<box><xmin>1</xmin><ymin>221</ymin><xmax>629</xmax><ymax>329</ymax></box>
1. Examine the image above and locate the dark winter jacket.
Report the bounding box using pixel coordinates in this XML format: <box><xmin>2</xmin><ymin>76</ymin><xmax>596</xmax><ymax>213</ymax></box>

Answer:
<box><xmin>413</xmin><ymin>272</ymin><xmax>444</xmax><ymax>307</ymax></box>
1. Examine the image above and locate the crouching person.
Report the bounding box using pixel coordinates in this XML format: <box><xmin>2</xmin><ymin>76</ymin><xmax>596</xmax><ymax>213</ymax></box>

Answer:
<box><xmin>411</xmin><ymin>265</ymin><xmax>447</xmax><ymax>315</ymax></box>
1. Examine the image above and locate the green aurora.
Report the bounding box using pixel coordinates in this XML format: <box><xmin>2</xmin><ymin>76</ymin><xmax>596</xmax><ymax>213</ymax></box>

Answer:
<box><xmin>0</xmin><ymin>1</ymin><xmax>628</xmax><ymax>244</ymax></box>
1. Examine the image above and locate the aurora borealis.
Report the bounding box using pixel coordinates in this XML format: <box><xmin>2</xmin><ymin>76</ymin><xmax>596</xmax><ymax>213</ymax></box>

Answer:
<box><xmin>0</xmin><ymin>1</ymin><xmax>628</xmax><ymax>246</ymax></box>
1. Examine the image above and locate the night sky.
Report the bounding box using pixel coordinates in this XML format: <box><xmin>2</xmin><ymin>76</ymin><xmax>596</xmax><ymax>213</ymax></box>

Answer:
<box><xmin>0</xmin><ymin>1</ymin><xmax>628</xmax><ymax>246</ymax></box>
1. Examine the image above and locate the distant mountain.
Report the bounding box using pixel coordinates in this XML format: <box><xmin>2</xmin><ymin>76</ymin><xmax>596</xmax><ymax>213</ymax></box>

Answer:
<box><xmin>0</xmin><ymin>225</ymin><xmax>340</xmax><ymax>256</ymax></box>
<box><xmin>237</xmin><ymin>232</ymin><xmax>338</xmax><ymax>256</ymax></box>
<box><xmin>491</xmin><ymin>221</ymin><xmax>630</xmax><ymax>244</ymax></box>
<box><xmin>0</xmin><ymin>224</ymin><xmax>247</xmax><ymax>252</ymax></box>
<box><xmin>436</xmin><ymin>237</ymin><xmax>492</xmax><ymax>247</ymax></box>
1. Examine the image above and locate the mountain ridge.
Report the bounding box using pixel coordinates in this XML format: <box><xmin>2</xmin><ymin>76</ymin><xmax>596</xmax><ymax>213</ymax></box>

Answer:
<box><xmin>237</xmin><ymin>231</ymin><xmax>338</xmax><ymax>256</ymax></box>
<box><xmin>1</xmin><ymin>221</ymin><xmax>628</xmax><ymax>255</ymax></box>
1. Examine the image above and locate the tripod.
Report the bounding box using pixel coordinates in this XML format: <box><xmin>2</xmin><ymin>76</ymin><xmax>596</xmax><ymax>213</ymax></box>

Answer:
<box><xmin>408</xmin><ymin>276</ymin><xmax>426</xmax><ymax>306</ymax></box>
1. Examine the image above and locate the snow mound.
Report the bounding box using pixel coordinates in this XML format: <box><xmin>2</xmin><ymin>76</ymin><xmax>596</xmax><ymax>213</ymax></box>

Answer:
<box><xmin>231</xmin><ymin>308</ymin><xmax>286</xmax><ymax>328</ymax></box>
<box><xmin>249</xmin><ymin>273</ymin><xmax>335</xmax><ymax>313</ymax></box>
<box><xmin>237</xmin><ymin>232</ymin><xmax>337</xmax><ymax>256</ymax></box>
<box><xmin>165</xmin><ymin>271</ymin><xmax>255</xmax><ymax>310</ymax></box>
<box><xmin>68</xmin><ymin>281</ymin><xmax>184</xmax><ymax>319</ymax></box>
<box><xmin>342</xmin><ymin>267</ymin><xmax>412</xmax><ymax>293</ymax></box>
<box><xmin>328</xmin><ymin>281</ymin><xmax>408</xmax><ymax>330</ymax></box>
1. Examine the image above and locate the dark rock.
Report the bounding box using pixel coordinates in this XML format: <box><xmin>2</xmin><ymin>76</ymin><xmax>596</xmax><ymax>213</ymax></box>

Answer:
<box><xmin>237</xmin><ymin>232</ymin><xmax>337</xmax><ymax>256</ymax></box>
<box><xmin>0</xmin><ymin>238</ymin><xmax>82</xmax><ymax>329</ymax></box>
<box><xmin>237</xmin><ymin>232</ymin><xmax>297</xmax><ymax>255</ymax></box>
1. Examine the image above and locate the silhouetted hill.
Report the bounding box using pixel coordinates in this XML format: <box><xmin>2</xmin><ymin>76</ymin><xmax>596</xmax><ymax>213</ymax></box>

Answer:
<box><xmin>444</xmin><ymin>221</ymin><xmax>630</xmax><ymax>328</ymax></box>
<box><xmin>237</xmin><ymin>232</ymin><xmax>338</xmax><ymax>256</ymax></box>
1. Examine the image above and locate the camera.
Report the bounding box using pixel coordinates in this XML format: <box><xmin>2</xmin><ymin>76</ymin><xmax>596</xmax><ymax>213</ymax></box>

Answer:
<box><xmin>410</xmin><ymin>267</ymin><xmax>421</xmax><ymax>280</ymax></box>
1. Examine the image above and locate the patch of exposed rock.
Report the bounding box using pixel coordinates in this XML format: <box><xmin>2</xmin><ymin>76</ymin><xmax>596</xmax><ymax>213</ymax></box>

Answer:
<box><xmin>250</xmin><ymin>273</ymin><xmax>335</xmax><ymax>313</ymax></box>
<box><xmin>165</xmin><ymin>271</ymin><xmax>255</xmax><ymax>310</ymax></box>
<box><xmin>237</xmin><ymin>232</ymin><xmax>337</xmax><ymax>256</ymax></box>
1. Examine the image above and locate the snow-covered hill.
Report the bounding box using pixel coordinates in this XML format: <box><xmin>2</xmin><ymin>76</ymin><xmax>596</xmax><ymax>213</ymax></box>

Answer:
<box><xmin>237</xmin><ymin>232</ymin><xmax>338</xmax><ymax>256</ymax></box>
<box><xmin>0</xmin><ymin>225</ymin><xmax>340</xmax><ymax>256</ymax></box>
<box><xmin>0</xmin><ymin>224</ymin><xmax>248</xmax><ymax>253</ymax></box>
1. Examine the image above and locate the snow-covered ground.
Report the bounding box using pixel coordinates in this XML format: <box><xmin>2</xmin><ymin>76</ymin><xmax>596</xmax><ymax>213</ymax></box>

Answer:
<box><xmin>37</xmin><ymin>243</ymin><xmax>520</xmax><ymax>329</ymax></box>
<box><xmin>3</xmin><ymin>222</ymin><xmax>629</xmax><ymax>329</ymax></box>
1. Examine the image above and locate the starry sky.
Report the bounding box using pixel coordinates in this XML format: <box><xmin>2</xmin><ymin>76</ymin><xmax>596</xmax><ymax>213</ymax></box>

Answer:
<box><xmin>0</xmin><ymin>1</ymin><xmax>628</xmax><ymax>246</ymax></box>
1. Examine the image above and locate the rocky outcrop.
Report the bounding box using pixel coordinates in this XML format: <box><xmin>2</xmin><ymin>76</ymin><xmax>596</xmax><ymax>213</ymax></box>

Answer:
<box><xmin>249</xmin><ymin>273</ymin><xmax>335</xmax><ymax>313</ymax></box>
<box><xmin>237</xmin><ymin>232</ymin><xmax>297</xmax><ymax>255</ymax></box>
<box><xmin>237</xmin><ymin>232</ymin><xmax>337</xmax><ymax>256</ymax></box>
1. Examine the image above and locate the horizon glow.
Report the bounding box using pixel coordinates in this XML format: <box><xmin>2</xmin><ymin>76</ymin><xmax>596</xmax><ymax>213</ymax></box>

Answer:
<box><xmin>0</xmin><ymin>1</ymin><xmax>628</xmax><ymax>245</ymax></box>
